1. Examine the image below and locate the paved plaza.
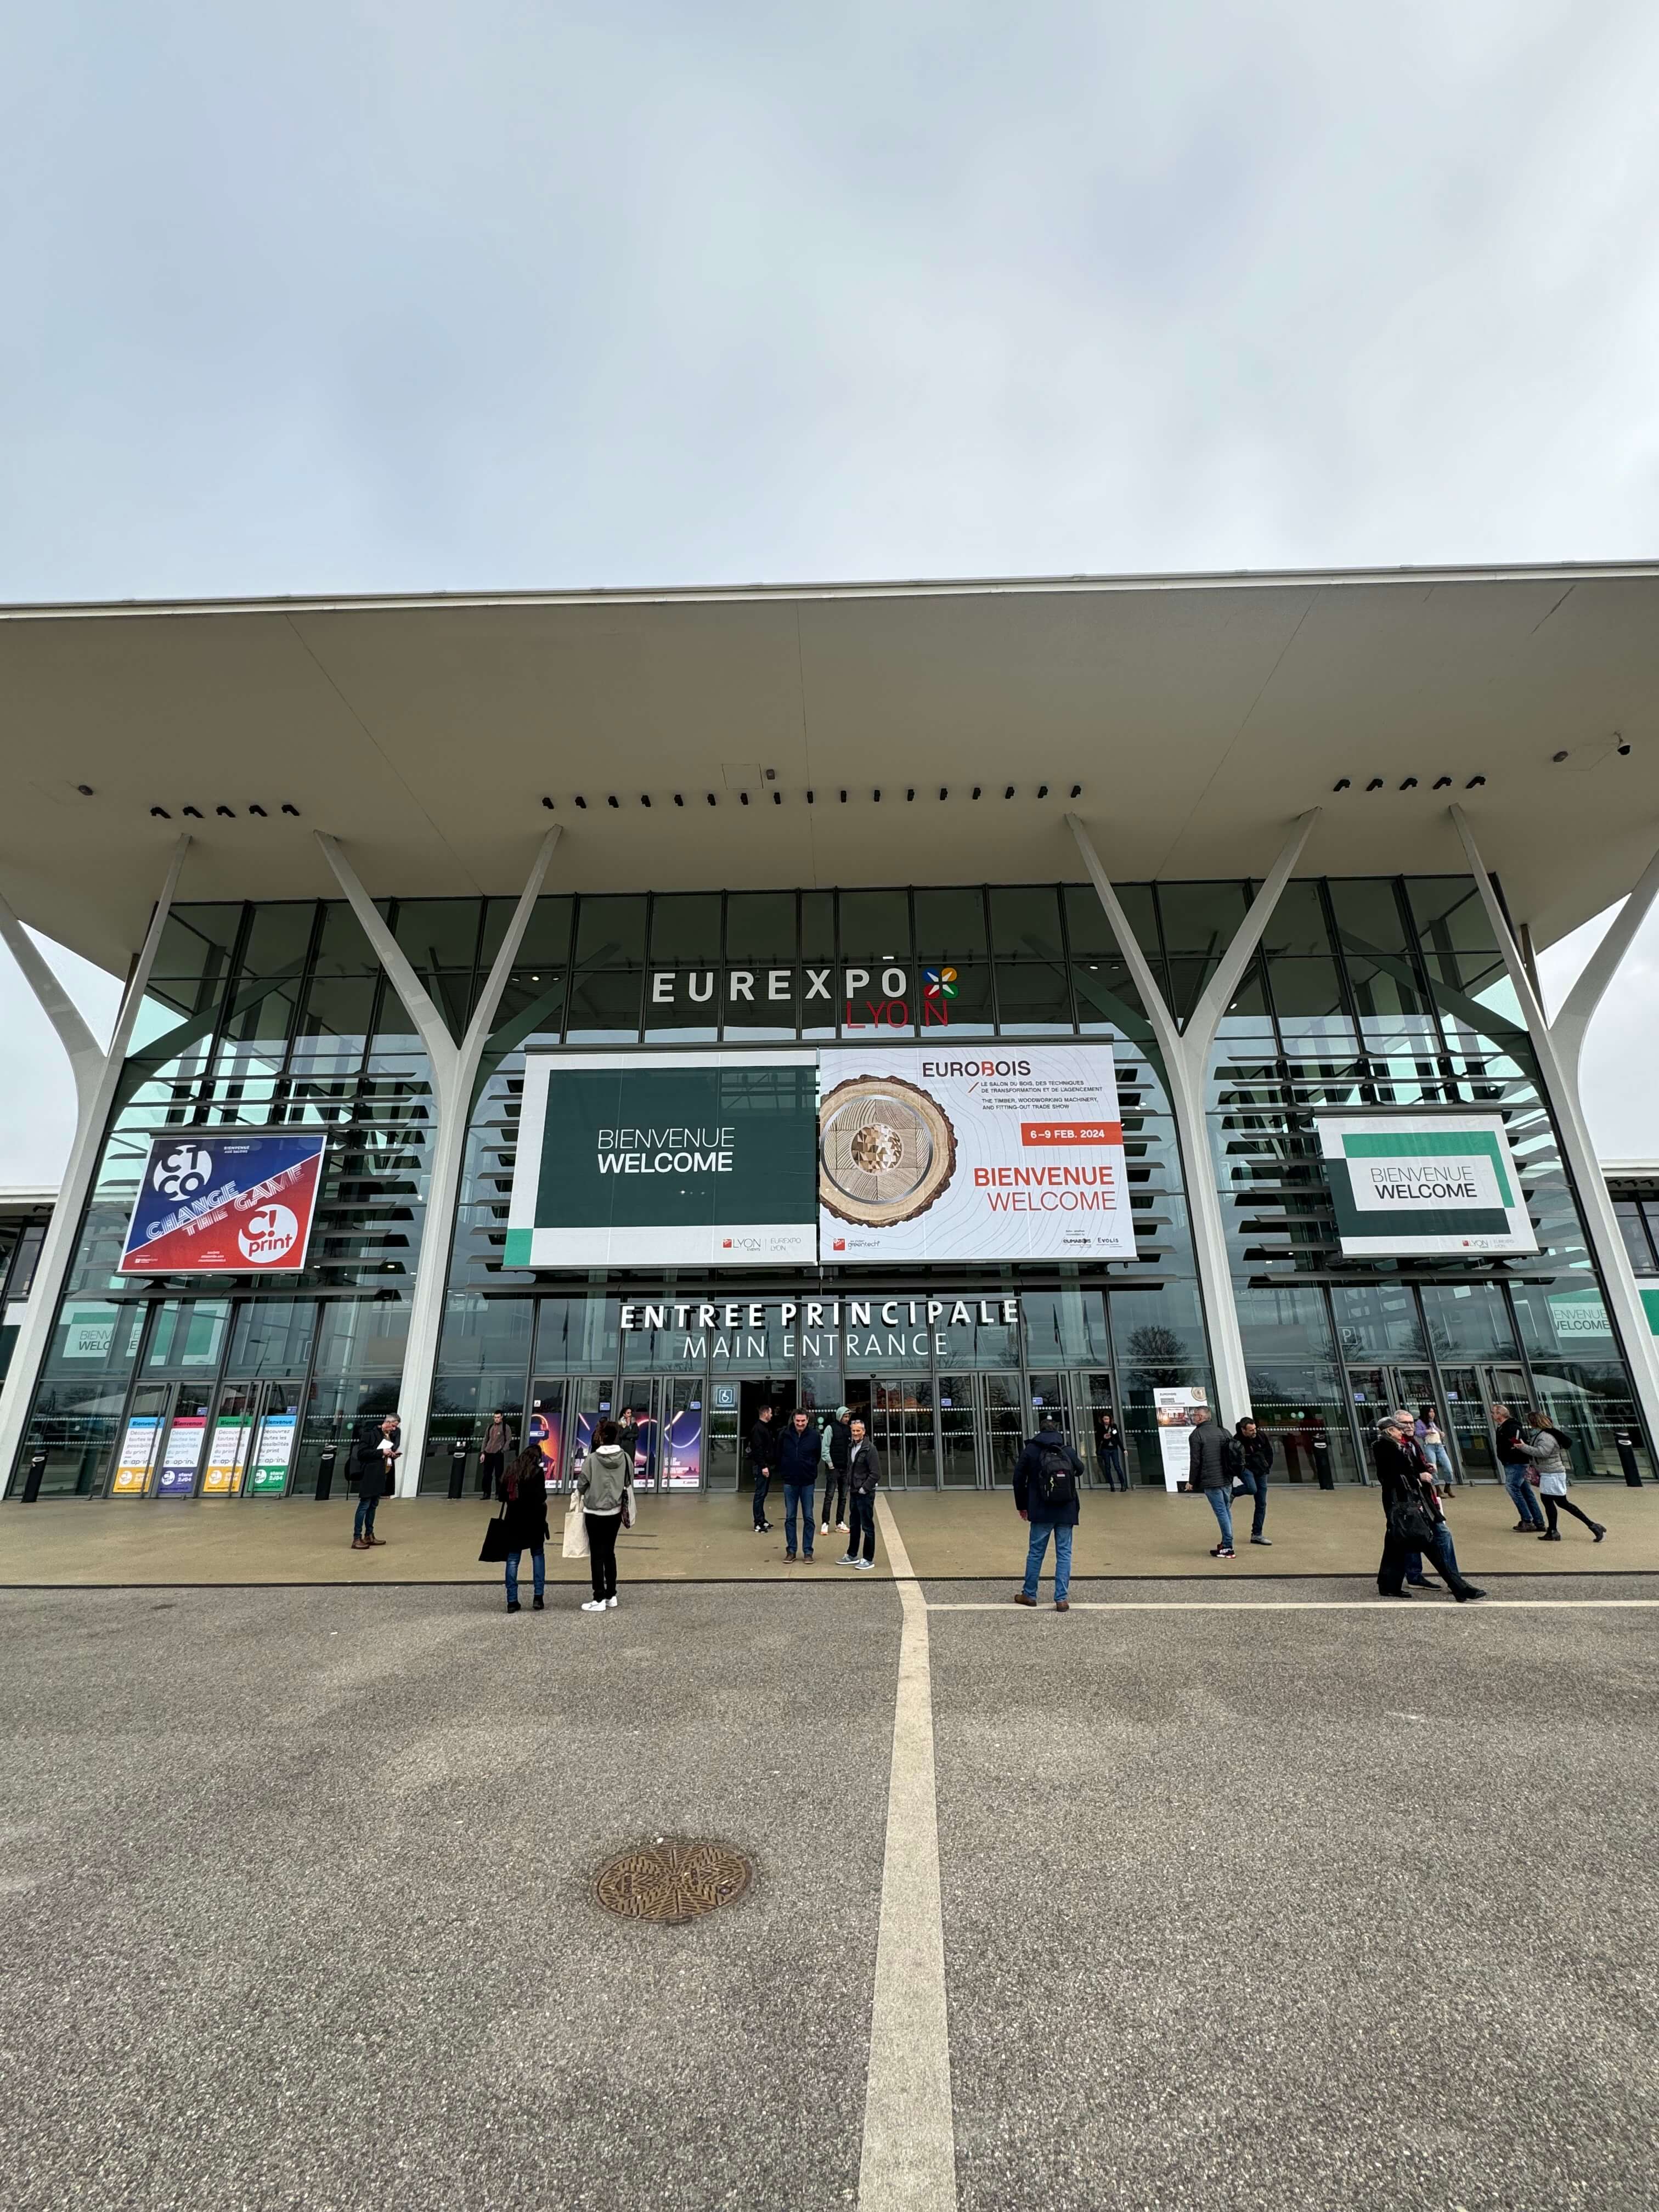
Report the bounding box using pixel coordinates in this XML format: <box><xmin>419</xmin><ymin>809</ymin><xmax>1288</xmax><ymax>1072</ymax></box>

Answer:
<box><xmin>3</xmin><ymin>1508</ymin><xmax>1657</xmax><ymax>2210</ymax></box>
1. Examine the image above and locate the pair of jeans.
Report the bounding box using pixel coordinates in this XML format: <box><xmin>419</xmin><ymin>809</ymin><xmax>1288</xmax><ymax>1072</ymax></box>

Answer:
<box><xmin>847</xmin><ymin>1488</ymin><xmax>876</xmax><ymax>1561</ymax></box>
<box><xmin>1100</xmin><ymin>1447</ymin><xmax>1127</xmax><ymax>1491</ymax></box>
<box><xmin>751</xmin><ymin>1466</ymin><xmax>771</xmax><ymax>1528</ymax></box>
<box><xmin>1022</xmin><ymin>1519</ymin><xmax>1073</xmax><ymax>1602</ymax></box>
<box><xmin>1203</xmin><ymin>1487</ymin><xmax>1234</xmax><ymax>1549</ymax></box>
<box><xmin>586</xmin><ymin>1511</ymin><xmax>620</xmax><ymax>1600</ymax></box>
<box><xmin>1234</xmin><ymin>1466</ymin><xmax>1268</xmax><ymax>1539</ymax></box>
<box><xmin>1423</xmin><ymin>1442</ymin><xmax>1455</xmax><ymax>1486</ymax></box>
<box><xmin>821</xmin><ymin>1469</ymin><xmax>847</xmax><ymax>1526</ymax></box>
<box><xmin>504</xmin><ymin>1547</ymin><xmax>545</xmax><ymax>1606</ymax></box>
<box><xmin>783</xmin><ymin>1481</ymin><xmax>815</xmax><ymax>1557</ymax></box>
<box><xmin>1505</xmin><ymin>1462</ymin><xmax>1547</xmax><ymax>1529</ymax></box>
<box><xmin>353</xmin><ymin>1489</ymin><xmax>379</xmax><ymax>1542</ymax></box>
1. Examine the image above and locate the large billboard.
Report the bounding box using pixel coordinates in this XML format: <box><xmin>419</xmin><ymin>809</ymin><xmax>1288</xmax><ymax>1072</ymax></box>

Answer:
<box><xmin>506</xmin><ymin>1052</ymin><xmax>820</xmax><ymax>1268</ymax></box>
<box><xmin>1314</xmin><ymin>1112</ymin><xmax>1537</xmax><ymax>1257</ymax></box>
<box><xmin>119</xmin><ymin>1132</ymin><xmax>327</xmax><ymax>1275</ymax></box>
<box><xmin>819</xmin><ymin>1045</ymin><xmax>1135</xmax><ymax>1262</ymax></box>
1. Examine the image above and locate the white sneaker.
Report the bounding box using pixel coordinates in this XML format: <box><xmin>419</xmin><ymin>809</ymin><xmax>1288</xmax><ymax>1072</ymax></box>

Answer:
<box><xmin>837</xmin><ymin>1521</ymin><xmax>849</xmax><ymax>1532</ymax></box>
<box><xmin>606</xmin><ymin>1595</ymin><xmax>618</xmax><ymax>1609</ymax></box>
<box><xmin>821</xmin><ymin>1522</ymin><xmax>830</xmax><ymax>1534</ymax></box>
<box><xmin>580</xmin><ymin>1598</ymin><xmax>606</xmax><ymax>1612</ymax></box>
<box><xmin>854</xmin><ymin>1558</ymin><xmax>874</xmax><ymax>1571</ymax></box>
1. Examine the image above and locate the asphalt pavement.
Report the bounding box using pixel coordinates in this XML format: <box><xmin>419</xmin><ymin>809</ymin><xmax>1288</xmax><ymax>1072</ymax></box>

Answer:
<box><xmin>2</xmin><ymin>1576</ymin><xmax>1654</xmax><ymax>2210</ymax></box>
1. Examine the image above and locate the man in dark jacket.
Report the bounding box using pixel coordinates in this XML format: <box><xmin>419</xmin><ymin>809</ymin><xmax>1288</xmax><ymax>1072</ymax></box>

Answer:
<box><xmin>1375</xmin><ymin>1419</ymin><xmax>1484</xmax><ymax>1601</ymax></box>
<box><xmin>748</xmin><ymin>1404</ymin><xmax>776</xmax><ymax>1533</ymax></box>
<box><xmin>775</xmin><ymin>1407</ymin><xmax>821</xmax><ymax>1561</ymax></box>
<box><xmin>1187</xmin><ymin>1410</ymin><xmax>1240</xmax><ymax>1558</ymax></box>
<box><xmin>351</xmin><ymin>1413</ymin><xmax>398</xmax><ymax>1549</ymax></box>
<box><xmin>1233</xmin><ymin>1418</ymin><xmax>1274</xmax><ymax>1547</ymax></box>
<box><xmin>1012</xmin><ymin>1412</ymin><xmax>1085</xmax><ymax>1611</ymax></box>
<box><xmin>840</xmin><ymin>1418</ymin><xmax>881</xmax><ymax>1570</ymax></box>
<box><xmin>1493</xmin><ymin>1402</ymin><xmax>1546</xmax><ymax>1532</ymax></box>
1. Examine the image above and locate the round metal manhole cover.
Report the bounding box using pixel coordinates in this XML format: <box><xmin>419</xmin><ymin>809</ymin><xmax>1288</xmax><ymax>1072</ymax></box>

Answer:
<box><xmin>593</xmin><ymin>1839</ymin><xmax>753</xmax><ymax>1924</ymax></box>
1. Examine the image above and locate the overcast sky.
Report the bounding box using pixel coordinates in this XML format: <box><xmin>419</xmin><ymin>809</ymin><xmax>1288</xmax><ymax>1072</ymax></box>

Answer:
<box><xmin>2</xmin><ymin>2</ymin><xmax>1658</xmax><ymax>1182</ymax></box>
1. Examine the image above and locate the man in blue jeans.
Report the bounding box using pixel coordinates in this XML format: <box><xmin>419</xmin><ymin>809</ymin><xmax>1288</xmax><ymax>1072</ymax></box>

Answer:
<box><xmin>1493</xmin><ymin>1403</ymin><xmax>1546</xmax><ymax>1531</ymax></box>
<box><xmin>1012</xmin><ymin>1412</ymin><xmax>1085</xmax><ymax>1611</ymax></box>
<box><xmin>776</xmin><ymin>1406</ymin><xmax>821</xmax><ymax>1561</ymax></box>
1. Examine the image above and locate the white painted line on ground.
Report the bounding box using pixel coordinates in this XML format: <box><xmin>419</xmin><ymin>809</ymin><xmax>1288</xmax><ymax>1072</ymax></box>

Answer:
<box><xmin>859</xmin><ymin>1496</ymin><xmax>956</xmax><ymax>2212</ymax></box>
<box><xmin>927</xmin><ymin>1597</ymin><xmax>1659</xmax><ymax>1612</ymax></box>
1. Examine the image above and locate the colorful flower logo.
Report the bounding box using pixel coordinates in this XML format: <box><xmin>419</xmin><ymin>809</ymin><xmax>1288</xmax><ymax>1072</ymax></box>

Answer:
<box><xmin>923</xmin><ymin>966</ymin><xmax>958</xmax><ymax>1001</ymax></box>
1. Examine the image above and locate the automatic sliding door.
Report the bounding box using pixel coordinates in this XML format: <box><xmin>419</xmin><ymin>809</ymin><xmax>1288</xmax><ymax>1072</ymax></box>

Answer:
<box><xmin>938</xmin><ymin>1375</ymin><xmax>978</xmax><ymax>1487</ymax></box>
<box><xmin>657</xmin><ymin>1376</ymin><xmax>704</xmax><ymax>1490</ymax></box>
<box><xmin>979</xmin><ymin>1374</ymin><xmax>1024</xmax><ymax>1487</ymax></box>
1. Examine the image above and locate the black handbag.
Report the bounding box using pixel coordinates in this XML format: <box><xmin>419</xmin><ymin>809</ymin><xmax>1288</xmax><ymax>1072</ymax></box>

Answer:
<box><xmin>1387</xmin><ymin>1491</ymin><xmax>1437</xmax><ymax>1551</ymax></box>
<box><xmin>479</xmin><ymin>1505</ymin><xmax>511</xmax><ymax>1564</ymax></box>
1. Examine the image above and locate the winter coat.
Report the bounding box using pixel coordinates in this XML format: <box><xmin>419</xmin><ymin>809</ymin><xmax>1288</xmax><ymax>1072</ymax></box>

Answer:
<box><xmin>1373</xmin><ymin>1434</ymin><xmax>1444</xmax><ymax>1524</ymax></box>
<box><xmin>497</xmin><ymin>1459</ymin><xmax>549</xmax><ymax>1549</ymax></box>
<box><xmin>776</xmin><ymin>1422</ymin><xmax>821</xmax><ymax>1483</ymax></box>
<box><xmin>848</xmin><ymin>1437</ymin><xmax>881</xmax><ymax>1493</ymax></box>
<box><xmin>1187</xmin><ymin>1421</ymin><xmax>1238</xmax><ymax>1491</ymax></box>
<box><xmin>1234</xmin><ymin>1427</ymin><xmax>1275</xmax><ymax>1481</ymax></box>
<box><xmin>578</xmin><ymin>1443</ymin><xmax>634</xmax><ymax>1517</ymax></box>
<box><xmin>1495</xmin><ymin>1415</ymin><xmax>1527</xmax><ymax>1466</ymax></box>
<box><xmin>1012</xmin><ymin>1431</ymin><xmax>1085</xmax><ymax>1527</ymax></box>
<box><xmin>748</xmin><ymin>1419</ymin><xmax>778</xmax><ymax>1471</ymax></box>
<box><xmin>1525</xmin><ymin>1428</ymin><xmax>1571</xmax><ymax>1494</ymax></box>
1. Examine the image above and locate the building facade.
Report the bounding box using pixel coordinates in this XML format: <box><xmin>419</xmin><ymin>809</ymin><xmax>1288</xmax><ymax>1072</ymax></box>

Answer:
<box><xmin>7</xmin><ymin>871</ymin><xmax>1652</xmax><ymax>1502</ymax></box>
<box><xmin>3</xmin><ymin>563</ymin><xmax>1657</xmax><ymax>1508</ymax></box>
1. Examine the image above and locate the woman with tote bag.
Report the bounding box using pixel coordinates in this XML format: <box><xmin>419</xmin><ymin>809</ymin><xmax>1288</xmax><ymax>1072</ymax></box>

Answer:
<box><xmin>575</xmin><ymin>1417</ymin><xmax>634</xmax><ymax>1613</ymax></box>
<box><xmin>496</xmin><ymin>1447</ymin><xmax>550</xmax><ymax>1613</ymax></box>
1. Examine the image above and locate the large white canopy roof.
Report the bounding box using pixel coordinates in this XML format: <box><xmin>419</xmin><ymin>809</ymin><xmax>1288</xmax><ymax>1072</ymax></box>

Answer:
<box><xmin>2</xmin><ymin>560</ymin><xmax>1655</xmax><ymax>973</ymax></box>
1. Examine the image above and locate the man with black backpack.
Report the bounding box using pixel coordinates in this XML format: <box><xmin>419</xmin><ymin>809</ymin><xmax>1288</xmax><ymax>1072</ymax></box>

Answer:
<box><xmin>1013</xmin><ymin>1412</ymin><xmax>1086</xmax><ymax>1611</ymax></box>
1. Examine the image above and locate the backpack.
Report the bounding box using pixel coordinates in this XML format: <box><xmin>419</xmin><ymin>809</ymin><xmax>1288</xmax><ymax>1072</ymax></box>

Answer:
<box><xmin>1034</xmin><ymin>1440</ymin><xmax>1079</xmax><ymax>1513</ymax></box>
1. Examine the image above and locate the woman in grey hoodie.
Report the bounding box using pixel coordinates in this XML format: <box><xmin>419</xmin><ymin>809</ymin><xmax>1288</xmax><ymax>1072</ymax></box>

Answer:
<box><xmin>576</xmin><ymin>1418</ymin><xmax>635</xmax><ymax>1612</ymax></box>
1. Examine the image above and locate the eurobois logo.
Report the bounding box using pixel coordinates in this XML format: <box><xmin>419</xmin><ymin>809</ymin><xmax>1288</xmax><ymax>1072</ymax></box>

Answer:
<box><xmin>239</xmin><ymin>1204</ymin><xmax>301</xmax><ymax>1266</ymax></box>
<box><xmin>154</xmin><ymin>1144</ymin><xmax>213</xmax><ymax>1200</ymax></box>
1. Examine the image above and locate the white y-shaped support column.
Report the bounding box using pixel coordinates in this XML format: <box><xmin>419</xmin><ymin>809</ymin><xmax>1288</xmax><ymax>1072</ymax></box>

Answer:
<box><xmin>317</xmin><ymin>829</ymin><xmax>559</xmax><ymax>1493</ymax></box>
<box><xmin>1066</xmin><ymin>810</ymin><xmax>1320</xmax><ymax>1424</ymax></box>
<box><xmin>1450</xmin><ymin>806</ymin><xmax>1659</xmax><ymax>1443</ymax></box>
<box><xmin>0</xmin><ymin>837</ymin><xmax>191</xmax><ymax>1488</ymax></box>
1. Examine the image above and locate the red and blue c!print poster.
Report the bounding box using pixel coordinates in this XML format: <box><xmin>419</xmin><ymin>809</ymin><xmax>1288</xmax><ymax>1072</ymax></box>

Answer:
<box><xmin>119</xmin><ymin>1132</ymin><xmax>327</xmax><ymax>1275</ymax></box>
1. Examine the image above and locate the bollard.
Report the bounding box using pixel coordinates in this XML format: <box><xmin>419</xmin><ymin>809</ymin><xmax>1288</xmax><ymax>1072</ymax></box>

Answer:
<box><xmin>1313</xmin><ymin>1441</ymin><xmax>1334</xmax><ymax>1491</ymax></box>
<box><xmin>1615</xmin><ymin>1431</ymin><xmax>1643</xmax><ymax>1487</ymax></box>
<box><xmin>314</xmin><ymin>1447</ymin><xmax>337</xmax><ymax>1501</ymax></box>
<box><xmin>448</xmin><ymin>1447</ymin><xmax>468</xmax><ymax>1500</ymax></box>
<box><xmin>20</xmin><ymin>1451</ymin><xmax>47</xmax><ymax>1503</ymax></box>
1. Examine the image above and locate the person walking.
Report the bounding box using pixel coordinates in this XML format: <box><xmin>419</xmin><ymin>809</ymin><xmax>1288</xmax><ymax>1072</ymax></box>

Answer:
<box><xmin>1374</xmin><ymin>1417</ymin><xmax>1484</xmax><ymax>1601</ymax></box>
<box><xmin>840</xmin><ymin>1417</ymin><xmax>880</xmax><ymax>1570</ymax></box>
<box><xmin>776</xmin><ymin>1406</ymin><xmax>821</xmax><ymax>1561</ymax></box>
<box><xmin>479</xmin><ymin>1408</ymin><xmax>515</xmax><ymax>1498</ymax></box>
<box><xmin>1013</xmin><ymin>1412</ymin><xmax>1085</xmax><ymax>1611</ymax></box>
<box><xmin>1233</xmin><ymin>1417</ymin><xmax>1274</xmax><ymax>1545</ymax></box>
<box><xmin>1095</xmin><ymin>1410</ymin><xmax>1128</xmax><ymax>1492</ymax></box>
<box><xmin>1186</xmin><ymin>1408</ymin><xmax>1240</xmax><ymax>1559</ymax></box>
<box><xmin>820</xmin><ymin>1405</ymin><xmax>852</xmax><ymax>1536</ymax></box>
<box><xmin>351</xmin><ymin>1413</ymin><xmax>399</xmax><ymax>1548</ymax></box>
<box><xmin>1493</xmin><ymin>1402</ymin><xmax>1547</xmax><ymax>1532</ymax></box>
<box><xmin>1526</xmin><ymin>1413</ymin><xmax>1606</xmax><ymax>1544</ymax></box>
<box><xmin>1419</xmin><ymin>1406</ymin><xmax>1456</xmax><ymax>1488</ymax></box>
<box><xmin>497</xmin><ymin>1444</ymin><xmax>549</xmax><ymax>1612</ymax></box>
<box><xmin>748</xmin><ymin>1403</ymin><xmax>777</xmax><ymax>1532</ymax></box>
<box><xmin>575</xmin><ymin>1418</ymin><xmax>634</xmax><ymax>1612</ymax></box>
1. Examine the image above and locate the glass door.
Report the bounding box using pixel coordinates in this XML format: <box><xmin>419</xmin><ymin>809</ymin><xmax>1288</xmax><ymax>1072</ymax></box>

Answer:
<box><xmin>245</xmin><ymin>1381</ymin><xmax>305</xmax><ymax>1497</ymax></box>
<box><xmin>153</xmin><ymin>1388</ymin><xmax>213</xmax><ymax>1497</ymax></box>
<box><xmin>569</xmin><ymin>1379</ymin><xmax>619</xmax><ymax>1488</ymax></box>
<box><xmin>201</xmin><ymin>1382</ymin><xmax>259</xmax><ymax>1497</ymax></box>
<box><xmin>655</xmin><ymin>1376</ymin><xmax>706</xmax><ymax>1491</ymax></box>
<box><xmin>1074</xmin><ymin>1371</ymin><xmax>1123</xmax><ymax>1487</ymax></box>
<box><xmin>109</xmin><ymin>1382</ymin><xmax>172</xmax><ymax>1496</ymax></box>
<box><xmin>979</xmin><ymin>1373</ymin><xmax>1025</xmax><ymax>1487</ymax></box>
<box><xmin>938</xmin><ymin>1374</ymin><xmax>979</xmax><ymax>1487</ymax></box>
<box><xmin>527</xmin><ymin>1380</ymin><xmax>567</xmax><ymax>1489</ymax></box>
<box><xmin>867</xmin><ymin>1377</ymin><xmax>938</xmax><ymax>1488</ymax></box>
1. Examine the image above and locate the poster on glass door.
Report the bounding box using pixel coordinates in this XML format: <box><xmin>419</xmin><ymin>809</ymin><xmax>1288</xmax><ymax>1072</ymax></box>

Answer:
<box><xmin>155</xmin><ymin>1415</ymin><xmax>207</xmax><ymax>1496</ymax></box>
<box><xmin>817</xmin><ymin>1044</ymin><xmax>1135</xmax><ymax>1262</ymax></box>
<box><xmin>111</xmin><ymin>1416</ymin><xmax>161</xmax><ymax>1495</ymax></box>
<box><xmin>247</xmin><ymin>1412</ymin><xmax>297</xmax><ymax>1496</ymax></box>
<box><xmin>201</xmin><ymin>1419</ymin><xmax>253</xmax><ymax>1494</ymax></box>
<box><xmin>1153</xmin><ymin>1385</ymin><xmax>1209</xmax><ymax>1493</ymax></box>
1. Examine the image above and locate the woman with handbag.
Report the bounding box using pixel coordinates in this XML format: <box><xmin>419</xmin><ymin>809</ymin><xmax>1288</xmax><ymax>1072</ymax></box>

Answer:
<box><xmin>1526</xmin><ymin>1413</ymin><xmax>1606</xmax><ymax>1544</ymax></box>
<box><xmin>497</xmin><ymin>1446</ymin><xmax>549</xmax><ymax>1613</ymax></box>
<box><xmin>1374</xmin><ymin>1418</ymin><xmax>1484</xmax><ymax>1601</ymax></box>
<box><xmin>575</xmin><ymin>1417</ymin><xmax>634</xmax><ymax>1613</ymax></box>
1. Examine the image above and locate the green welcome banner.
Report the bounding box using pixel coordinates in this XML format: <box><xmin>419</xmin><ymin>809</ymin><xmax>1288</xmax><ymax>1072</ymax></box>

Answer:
<box><xmin>506</xmin><ymin>1052</ymin><xmax>819</xmax><ymax>1268</ymax></box>
<box><xmin>1315</xmin><ymin>1112</ymin><xmax>1536</xmax><ymax>1257</ymax></box>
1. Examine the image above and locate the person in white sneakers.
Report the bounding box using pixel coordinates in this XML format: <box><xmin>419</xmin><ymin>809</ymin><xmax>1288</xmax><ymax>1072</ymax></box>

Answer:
<box><xmin>575</xmin><ymin>1418</ymin><xmax>634</xmax><ymax>1612</ymax></box>
<box><xmin>839</xmin><ymin>1419</ymin><xmax>881</xmax><ymax>1570</ymax></box>
<box><xmin>820</xmin><ymin>1405</ymin><xmax>851</xmax><ymax>1537</ymax></box>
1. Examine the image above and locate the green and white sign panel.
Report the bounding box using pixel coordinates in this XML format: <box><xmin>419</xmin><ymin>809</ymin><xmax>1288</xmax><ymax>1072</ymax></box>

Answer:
<box><xmin>1315</xmin><ymin>1112</ymin><xmax>1536</xmax><ymax>1257</ymax></box>
<box><xmin>506</xmin><ymin>1051</ymin><xmax>820</xmax><ymax>1268</ymax></box>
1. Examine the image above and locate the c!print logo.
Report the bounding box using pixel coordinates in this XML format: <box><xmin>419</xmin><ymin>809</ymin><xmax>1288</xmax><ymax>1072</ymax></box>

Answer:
<box><xmin>239</xmin><ymin>1205</ymin><xmax>300</xmax><ymax>1265</ymax></box>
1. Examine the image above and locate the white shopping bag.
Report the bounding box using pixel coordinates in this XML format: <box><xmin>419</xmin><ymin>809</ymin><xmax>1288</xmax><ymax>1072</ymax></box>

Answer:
<box><xmin>561</xmin><ymin>1493</ymin><xmax>589</xmax><ymax>1560</ymax></box>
